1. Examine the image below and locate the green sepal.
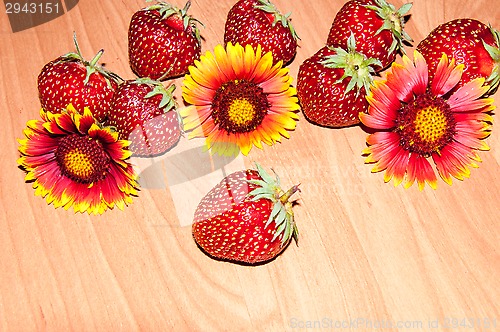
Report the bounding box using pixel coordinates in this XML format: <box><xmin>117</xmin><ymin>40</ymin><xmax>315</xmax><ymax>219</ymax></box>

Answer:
<box><xmin>275</xmin><ymin>205</ymin><xmax>287</xmax><ymax>227</ymax></box>
<box><xmin>246</xmin><ymin>162</ymin><xmax>300</xmax><ymax>246</ymax></box>
<box><xmin>145</xmin><ymin>0</ymin><xmax>204</xmax><ymax>45</ymax></box>
<box><xmin>321</xmin><ymin>34</ymin><xmax>381</xmax><ymax>96</ymax></box>
<box><xmin>266</xmin><ymin>201</ymin><xmax>283</xmax><ymax>228</ymax></box>
<box><xmin>273</xmin><ymin>216</ymin><xmax>287</xmax><ymax>242</ymax></box>
<box><xmin>248</xmin><ymin>186</ymin><xmax>273</xmax><ymax>198</ymax></box>
<box><xmin>247</xmin><ymin>179</ymin><xmax>268</xmax><ymax>187</ymax></box>
<box><xmin>292</xmin><ymin>223</ymin><xmax>299</xmax><ymax>245</ymax></box>
<box><xmin>255</xmin><ymin>0</ymin><xmax>300</xmax><ymax>40</ymax></box>
<box><xmin>131</xmin><ymin>78</ymin><xmax>178</xmax><ymax>116</ymax></box>
<box><xmin>256</xmin><ymin>162</ymin><xmax>279</xmax><ymax>185</ymax></box>
<box><xmin>282</xmin><ymin>217</ymin><xmax>293</xmax><ymax>244</ymax></box>
<box><xmin>249</xmin><ymin>193</ymin><xmax>275</xmax><ymax>201</ymax></box>
<box><xmin>483</xmin><ymin>25</ymin><xmax>500</xmax><ymax>93</ymax></box>
<box><xmin>364</xmin><ymin>0</ymin><xmax>413</xmax><ymax>55</ymax></box>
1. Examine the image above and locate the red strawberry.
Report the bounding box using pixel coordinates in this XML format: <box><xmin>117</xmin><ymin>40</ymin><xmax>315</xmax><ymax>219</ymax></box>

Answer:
<box><xmin>107</xmin><ymin>78</ymin><xmax>181</xmax><ymax>156</ymax></box>
<box><xmin>128</xmin><ymin>1</ymin><xmax>203</xmax><ymax>80</ymax></box>
<box><xmin>297</xmin><ymin>36</ymin><xmax>381</xmax><ymax>128</ymax></box>
<box><xmin>224</xmin><ymin>0</ymin><xmax>299</xmax><ymax>65</ymax></box>
<box><xmin>327</xmin><ymin>0</ymin><xmax>412</xmax><ymax>71</ymax></box>
<box><xmin>192</xmin><ymin>163</ymin><xmax>300</xmax><ymax>264</ymax></box>
<box><xmin>37</xmin><ymin>34</ymin><xmax>121</xmax><ymax>122</ymax></box>
<box><xmin>417</xmin><ymin>18</ymin><xmax>500</xmax><ymax>94</ymax></box>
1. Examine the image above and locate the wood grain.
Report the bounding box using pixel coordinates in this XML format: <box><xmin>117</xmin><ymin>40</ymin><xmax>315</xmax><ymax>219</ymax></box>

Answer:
<box><xmin>1</xmin><ymin>0</ymin><xmax>499</xmax><ymax>331</ymax></box>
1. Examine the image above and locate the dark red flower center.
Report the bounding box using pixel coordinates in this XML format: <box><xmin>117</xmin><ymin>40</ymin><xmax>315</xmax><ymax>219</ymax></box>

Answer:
<box><xmin>211</xmin><ymin>80</ymin><xmax>269</xmax><ymax>134</ymax></box>
<box><xmin>396</xmin><ymin>93</ymin><xmax>456</xmax><ymax>156</ymax></box>
<box><xmin>55</xmin><ymin>134</ymin><xmax>111</xmax><ymax>183</ymax></box>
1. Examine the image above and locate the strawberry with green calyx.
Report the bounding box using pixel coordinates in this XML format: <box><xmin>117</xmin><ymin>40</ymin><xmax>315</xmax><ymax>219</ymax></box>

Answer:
<box><xmin>297</xmin><ymin>35</ymin><xmax>382</xmax><ymax>128</ymax></box>
<box><xmin>192</xmin><ymin>163</ymin><xmax>300</xmax><ymax>265</ymax></box>
<box><xmin>327</xmin><ymin>0</ymin><xmax>413</xmax><ymax>71</ymax></box>
<box><xmin>224</xmin><ymin>0</ymin><xmax>299</xmax><ymax>65</ymax></box>
<box><xmin>417</xmin><ymin>18</ymin><xmax>500</xmax><ymax>94</ymax></box>
<box><xmin>107</xmin><ymin>78</ymin><xmax>181</xmax><ymax>156</ymax></box>
<box><xmin>483</xmin><ymin>27</ymin><xmax>500</xmax><ymax>91</ymax></box>
<box><xmin>37</xmin><ymin>33</ymin><xmax>121</xmax><ymax>122</ymax></box>
<box><xmin>128</xmin><ymin>0</ymin><xmax>203</xmax><ymax>80</ymax></box>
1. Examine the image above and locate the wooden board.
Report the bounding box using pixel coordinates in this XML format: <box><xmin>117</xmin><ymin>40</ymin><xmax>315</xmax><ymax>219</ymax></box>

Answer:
<box><xmin>1</xmin><ymin>0</ymin><xmax>498</xmax><ymax>330</ymax></box>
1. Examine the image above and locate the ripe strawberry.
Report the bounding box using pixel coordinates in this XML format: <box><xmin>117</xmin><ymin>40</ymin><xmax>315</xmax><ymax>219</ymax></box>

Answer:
<box><xmin>297</xmin><ymin>36</ymin><xmax>381</xmax><ymax>128</ymax></box>
<box><xmin>107</xmin><ymin>78</ymin><xmax>181</xmax><ymax>156</ymax></box>
<box><xmin>128</xmin><ymin>1</ymin><xmax>203</xmax><ymax>80</ymax></box>
<box><xmin>417</xmin><ymin>18</ymin><xmax>500</xmax><ymax>94</ymax></box>
<box><xmin>327</xmin><ymin>0</ymin><xmax>412</xmax><ymax>71</ymax></box>
<box><xmin>192</xmin><ymin>163</ymin><xmax>300</xmax><ymax>264</ymax></box>
<box><xmin>37</xmin><ymin>34</ymin><xmax>121</xmax><ymax>122</ymax></box>
<box><xmin>224</xmin><ymin>0</ymin><xmax>299</xmax><ymax>65</ymax></box>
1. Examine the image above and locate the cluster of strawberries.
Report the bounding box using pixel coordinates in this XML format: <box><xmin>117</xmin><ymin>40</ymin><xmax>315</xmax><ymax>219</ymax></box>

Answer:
<box><xmin>31</xmin><ymin>0</ymin><xmax>499</xmax><ymax>265</ymax></box>
<box><xmin>33</xmin><ymin>0</ymin><xmax>303</xmax><ymax>264</ymax></box>
<box><xmin>36</xmin><ymin>0</ymin><xmax>302</xmax><ymax>158</ymax></box>
<box><xmin>297</xmin><ymin>0</ymin><xmax>500</xmax><ymax>128</ymax></box>
<box><xmin>37</xmin><ymin>2</ymin><xmax>202</xmax><ymax>157</ymax></box>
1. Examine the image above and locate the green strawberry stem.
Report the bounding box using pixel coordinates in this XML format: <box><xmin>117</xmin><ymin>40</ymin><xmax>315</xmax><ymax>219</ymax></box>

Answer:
<box><xmin>82</xmin><ymin>49</ymin><xmax>106</xmax><ymax>84</ymax></box>
<box><xmin>63</xmin><ymin>32</ymin><xmax>122</xmax><ymax>87</ymax></box>
<box><xmin>88</xmin><ymin>49</ymin><xmax>104</xmax><ymax>68</ymax></box>
<box><xmin>248</xmin><ymin>163</ymin><xmax>299</xmax><ymax>246</ymax></box>
<box><xmin>322</xmin><ymin>34</ymin><xmax>381</xmax><ymax>96</ymax></box>
<box><xmin>279</xmin><ymin>184</ymin><xmax>301</xmax><ymax>204</ymax></box>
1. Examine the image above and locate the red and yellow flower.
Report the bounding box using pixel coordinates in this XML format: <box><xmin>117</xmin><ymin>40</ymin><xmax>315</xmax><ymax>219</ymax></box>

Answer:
<box><xmin>360</xmin><ymin>51</ymin><xmax>494</xmax><ymax>189</ymax></box>
<box><xmin>18</xmin><ymin>105</ymin><xmax>139</xmax><ymax>214</ymax></box>
<box><xmin>181</xmin><ymin>42</ymin><xmax>300</xmax><ymax>156</ymax></box>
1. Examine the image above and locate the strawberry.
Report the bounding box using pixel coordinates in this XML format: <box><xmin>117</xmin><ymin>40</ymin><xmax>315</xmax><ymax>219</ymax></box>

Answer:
<box><xmin>297</xmin><ymin>36</ymin><xmax>381</xmax><ymax>128</ymax></box>
<box><xmin>192</xmin><ymin>163</ymin><xmax>300</xmax><ymax>264</ymax></box>
<box><xmin>224</xmin><ymin>0</ymin><xmax>299</xmax><ymax>65</ymax></box>
<box><xmin>128</xmin><ymin>0</ymin><xmax>203</xmax><ymax>80</ymax></box>
<box><xmin>326</xmin><ymin>0</ymin><xmax>412</xmax><ymax>71</ymax></box>
<box><xmin>106</xmin><ymin>78</ymin><xmax>181</xmax><ymax>156</ymax></box>
<box><xmin>417</xmin><ymin>18</ymin><xmax>500</xmax><ymax>94</ymax></box>
<box><xmin>37</xmin><ymin>34</ymin><xmax>121</xmax><ymax>122</ymax></box>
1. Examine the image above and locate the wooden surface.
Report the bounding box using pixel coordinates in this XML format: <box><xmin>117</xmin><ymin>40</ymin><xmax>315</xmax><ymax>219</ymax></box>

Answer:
<box><xmin>1</xmin><ymin>0</ymin><xmax>499</xmax><ymax>331</ymax></box>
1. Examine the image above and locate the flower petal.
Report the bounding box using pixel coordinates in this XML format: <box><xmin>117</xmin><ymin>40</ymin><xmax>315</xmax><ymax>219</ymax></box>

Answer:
<box><xmin>404</xmin><ymin>153</ymin><xmax>437</xmax><ymax>190</ymax></box>
<box><xmin>430</xmin><ymin>53</ymin><xmax>464</xmax><ymax>96</ymax></box>
<box><xmin>448</xmin><ymin>78</ymin><xmax>492</xmax><ymax>111</ymax></box>
<box><xmin>433</xmin><ymin>141</ymin><xmax>481</xmax><ymax>185</ymax></box>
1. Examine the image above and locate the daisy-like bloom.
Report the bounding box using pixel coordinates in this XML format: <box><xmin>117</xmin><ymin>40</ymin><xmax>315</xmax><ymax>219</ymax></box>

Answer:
<box><xmin>18</xmin><ymin>104</ymin><xmax>139</xmax><ymax>214</ymax></box>
<box><xmin>360</xmin><ymin>51</ymin><xmax>494</xmax><ymax>190</ymax></box>
<box><xmin>181</xmin><ymin>42</ymin><xmax>300</xmax><ymax>156</ymax></box>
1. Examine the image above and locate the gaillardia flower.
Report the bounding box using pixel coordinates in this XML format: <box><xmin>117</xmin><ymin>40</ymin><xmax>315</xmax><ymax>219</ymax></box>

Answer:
<box><xmin>181</xmin><ymin>42</ymin><xmax>300</xmax><ymax>156</ymax></box>
<box><xmin>360</xmin><ymin>51</ymin><xmax>494</xmax><ymax>190</ymax></box>
<box><xmin>18</xmin><ymin>105</ymin><xmax>139</xmax><ymax>214</ymax></box>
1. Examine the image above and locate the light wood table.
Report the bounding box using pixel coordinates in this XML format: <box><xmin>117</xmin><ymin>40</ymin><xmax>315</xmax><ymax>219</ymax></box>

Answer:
<box><xmin>1</xmin><ymin>0</ymin><xmax>498</xmax><ymax>330</ymax></box>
